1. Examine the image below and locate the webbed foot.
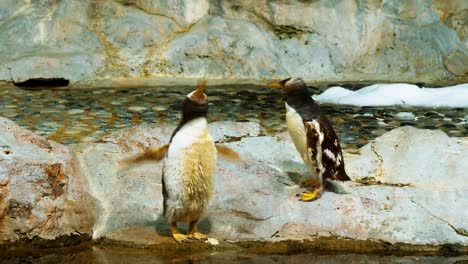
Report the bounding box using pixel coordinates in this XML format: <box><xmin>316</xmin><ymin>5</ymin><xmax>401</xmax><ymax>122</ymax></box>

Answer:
<box><xmin>187</xmin><ymin>219</ymin><xmax>208</xmax><ymax>242</ymax></box>
<box><xmin>189</xmin><ymin>232</ymin><xmax>208</xmax><ymax>241</ymax></box>
<box><xmin>172</xmin><ymin>233</ymin><xmax>190</xmax><ymax>243</ymax></box>
<box><xmin>171</xmin><ymin>222</ymin><xmax>189</xmax><ymax>243</ymax></box>
<box><xmin>297</xmin><ymin>189</ymin><xmax>321</xmax><ymax>202</ymax></box>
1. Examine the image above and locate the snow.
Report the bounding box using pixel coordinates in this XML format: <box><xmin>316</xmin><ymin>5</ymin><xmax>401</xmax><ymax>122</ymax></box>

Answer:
<box><xmin>312</xmin><ymin>83</ymin><xmax>468</xmax><ymax>107</ymax></box>
<box><xmin>394</xmin><ymin>112</ymin><xmax>416</xmax><ymax>120</ymax></box>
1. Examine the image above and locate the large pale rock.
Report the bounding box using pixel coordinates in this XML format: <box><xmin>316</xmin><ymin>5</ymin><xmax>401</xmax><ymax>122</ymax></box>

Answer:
<box><xmin>72</xmin><ymin>125</ymin><xmax>173</xmax><ymax>238</ymax></box>
<box><xmin>347</xmin><ymin>126</ymin><xmax>467</xmax><ymax>189</ymax></box>
<box><xmin>73</xmin><ymin>122</ymin><xmax>467</xmax><ymax>247</ymax></box>
<box><xmin>0</xmin><ymin>118</ymin><xmax>95</xmax><ymax>243</ymax></box>
<box><xmin>346</xmin><ymin>126</ymin><xmax>468</xmax><ymax>236</ymax></box>
<box><xmin>73</xmin><ymin>121</ymin><xmax>264</xmax><ymax>238</ymax></box>
<box><xmin>0</xmin><ymin>0</ymin><xmax>467</xmax><ymax>86</ymax></box>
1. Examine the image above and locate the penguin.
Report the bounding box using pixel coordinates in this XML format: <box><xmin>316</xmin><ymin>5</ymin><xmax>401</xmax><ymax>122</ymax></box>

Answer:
<box><xmin>270</xmin><ymin>77</ymin><xmax>350</xmax><ymax>201</ymax></box>
<box><xmin>125</xmin><ymin>82</ymin><xmax>240</xmax><ymax>242</ymax></box>
<box><xmin>161</xmin><ymin>81</ymin><xmax>216</xmax><ymax>242</ymax></box>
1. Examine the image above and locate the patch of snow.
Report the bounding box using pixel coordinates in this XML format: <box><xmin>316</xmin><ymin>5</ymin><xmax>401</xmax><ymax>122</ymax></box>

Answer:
<box><xmin>313</xmin><ymin>83</ymin><xmax>468</xmax><ymax>107</ymax></box>
<box><xmin>394</xmin><ymin>112</ymin><xmax>416</xmax><ymax>120</ymax></box>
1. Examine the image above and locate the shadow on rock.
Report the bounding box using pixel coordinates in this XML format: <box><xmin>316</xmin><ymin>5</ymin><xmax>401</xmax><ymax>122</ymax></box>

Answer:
<box><xmin>154</xmin><ymin>215</ymin><xmax>212</xmax><ymax>237</ymax></box>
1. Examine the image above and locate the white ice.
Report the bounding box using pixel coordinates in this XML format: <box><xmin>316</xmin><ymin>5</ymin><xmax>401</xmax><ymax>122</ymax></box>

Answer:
<box><xmin>394</xmin><ymin>112</ymin><xmax>416</xmax><ymax>120</ymax></box>
<box><xmin>312</xmin><ymin>83</ymin><xmax>468</xmax><ymax>108</ymax></box>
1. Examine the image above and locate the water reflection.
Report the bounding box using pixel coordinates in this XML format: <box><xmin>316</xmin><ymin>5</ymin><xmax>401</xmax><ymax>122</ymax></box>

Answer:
<box><xmin>2</xmin><ymin>246</ymin><xmax>468</xmax><ymax>264</ymax></box>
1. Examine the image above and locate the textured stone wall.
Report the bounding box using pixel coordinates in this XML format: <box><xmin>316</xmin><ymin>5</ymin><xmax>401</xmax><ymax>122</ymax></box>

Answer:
<box><xmin>0</xmin><ymin>0</ymin><xmax>466</xmax><ymax>87</ymax></box>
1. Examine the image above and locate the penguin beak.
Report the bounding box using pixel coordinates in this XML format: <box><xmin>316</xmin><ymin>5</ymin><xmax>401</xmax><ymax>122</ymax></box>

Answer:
<box><xmin>268</xmin><ymin>81</ymin><xmax>284</xmax><ymax>90</ymax></box>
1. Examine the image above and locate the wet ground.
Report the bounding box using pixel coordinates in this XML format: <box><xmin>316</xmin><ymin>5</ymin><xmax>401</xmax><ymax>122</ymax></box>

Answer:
<box><xmin>0</xmin><ymin>85</ymin><xmax>466</xmax><ymax>152</ymax></box>
<box><xmin>2</xmin><ymin>245</ymin><xmax>468</xmax><ymax>264</ymax></box>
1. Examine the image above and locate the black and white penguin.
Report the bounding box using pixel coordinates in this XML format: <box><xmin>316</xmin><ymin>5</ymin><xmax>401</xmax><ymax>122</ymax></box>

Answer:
<box><xmin>125</xmin><ymin>82</ymin><xmax>240</xmax><ymax>242</ymax></box>
<box><xmin>270</xmin><ymin>77</ymin><xmax>350</xmax><ymax>201</ymax></box>
<box><xmin>162</xmin><ymin>82</ymin><xmax>216</xmax><ymax>242</ymax></box>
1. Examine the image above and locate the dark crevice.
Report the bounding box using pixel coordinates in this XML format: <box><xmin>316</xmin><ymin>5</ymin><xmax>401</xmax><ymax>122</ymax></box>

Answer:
<box><xmin>13</xmin><ymin>78</ymin><xmax>70</xmax><ymax>88</ymax></box>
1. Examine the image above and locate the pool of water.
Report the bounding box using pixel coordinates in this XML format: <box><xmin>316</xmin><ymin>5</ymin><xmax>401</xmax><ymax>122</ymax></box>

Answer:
<box><xmin>2</xmin><ymin>245</ymin><xmax>467</xmax><ymax>264</ymax></box>
<box><xmin>0</xmin><ymin>85</ymin><xmax>466</xmax><ymax>152</ymax></box>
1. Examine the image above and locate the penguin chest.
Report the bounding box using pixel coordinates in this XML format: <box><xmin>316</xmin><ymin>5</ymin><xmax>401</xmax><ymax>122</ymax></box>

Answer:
<box><xmin>285</xmin><ymin>104</ymin><xmax>313</xmax><ymax>167</ymax></box>
<box><xmin>163</xmin><ymin>118</ymin><xmax>216</xmax><ymax>222</ymax></box>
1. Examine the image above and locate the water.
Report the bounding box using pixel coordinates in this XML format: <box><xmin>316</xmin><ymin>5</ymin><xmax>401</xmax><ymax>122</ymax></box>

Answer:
<box><xmin>0</xmin><ymin>85</ymin><xmax>466</xmax><ymax>153</ymax></box>
<box><xmin>2</xmin><ymin>245</ymin><xmax>467</xmax><ymax>263</ymax></box>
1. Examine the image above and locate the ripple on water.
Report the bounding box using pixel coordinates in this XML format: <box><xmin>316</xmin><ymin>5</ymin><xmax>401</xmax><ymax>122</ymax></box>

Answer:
<box><xmin>0</xmin><ymin>86</ymin><xmax>466</xmax><ymax>150</ymax></box>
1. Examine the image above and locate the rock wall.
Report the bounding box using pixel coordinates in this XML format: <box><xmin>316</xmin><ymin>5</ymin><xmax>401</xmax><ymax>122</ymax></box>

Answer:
<box><xmin>0</xmin><ymin>0</ymin><xmax>466</xmax><ymax>87</ymax></box>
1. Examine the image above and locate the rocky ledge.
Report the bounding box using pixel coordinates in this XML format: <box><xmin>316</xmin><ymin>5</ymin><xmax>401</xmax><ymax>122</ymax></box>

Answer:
<box><xmin>0</xmin><ymin>117</ymin><xmax>467</xmax><ymax>255</ymax></box>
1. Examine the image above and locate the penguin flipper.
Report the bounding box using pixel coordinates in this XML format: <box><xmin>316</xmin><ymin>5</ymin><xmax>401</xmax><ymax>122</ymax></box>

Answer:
<box><xmin>305</xmin><ymin>117</ymin><xmax>350</xmax><ymax>182</ymax></box>
<box><xmin>123</xmin><ymin>144</ymin><xmax>169</xmax><ymax>164</ymax></box>
<box><xmin>215</xmin><ymin>144</ymin><xmax>241</xmax><ymax>161</ymax></box>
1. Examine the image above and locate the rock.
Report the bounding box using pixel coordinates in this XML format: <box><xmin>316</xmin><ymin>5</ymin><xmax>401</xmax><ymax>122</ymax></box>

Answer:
<box><xmin>346</xmin><ymin>126</ymin><xmax>468</xmax><ymax>237</ymax></box>
<box><xmin>0</xmin><ymin>117</ymin><xmax>95</xmax><ymax>243</ymax></box>
<box><xmin>134</xmin><ymin>0</ymin><xmax>209</xmax><ymax>27</ymax></box>
<box><xmin>444</xmin><ymin>51</ymin><xmax>468</xmax><ymax>76</ymax></box>
<box><xmin>346</xmin><ymin>126</ymin><xmax>467</xmax><ymax>189</ymax></box>
<box><xmin>1</xmin><ymin>118</ymin><xmax>467</xmax><ymax>251</ymax></box>
<box><xmin>0</xmin><ymin>1</ymin><xmax>467</xmax><ymax>86</ymax></box>
<box><xmin>382</xmin><ymin>0</ymin><xmax>435</xmax><ymax>20</ymax></box>
<box><xmin>72</xmin><ymin>125</ymin><xmax>174</xmax><ymax>238</ymax></box>
<box><xmin>97</xmin><ymin>0</ymin><xmax>182</xmax><ymax>78</ymax></box>
<box><xmin>71</xmin><ymin>121</ymin><xmax>264</xmax><ymax>238</ymax></box>
<box><xmin>432</xmin><ymin>0</ymin><xmax>468</xmax><ymax>47</ymax></box>
<box><xmin>71</xmin><ymin>122</ymin><xmax>467</xmax><ymax>249</ymax></box>
<box><xmin>208</xmin><ymin>121</ymin><xmax>265</xmax><ymax>142</ymax></box>
<box><xmin>0</xmin><ymin>1</ymin><xmax>103</xmax><ymax>83</ymax></box>
<box><xmin>208</xmin><ymin>133</ymin><xmax>468</xmax><ymax>246</ymax></box>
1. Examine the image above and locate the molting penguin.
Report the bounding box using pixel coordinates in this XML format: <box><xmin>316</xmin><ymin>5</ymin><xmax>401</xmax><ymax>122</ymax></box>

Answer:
<box><xmin>270</xmin><ymin>78</ymin><xmax>350</xmax><ymax>201</ymax></box>
<box><xmin>162</xmin><ymin>81</ymin><xmax>216</xmax><ymax>242</ymax></box>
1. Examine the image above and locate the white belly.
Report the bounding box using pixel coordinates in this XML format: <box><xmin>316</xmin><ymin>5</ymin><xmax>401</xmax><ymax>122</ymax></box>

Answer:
<box><xmin>285</xmin><ymin>103</ymin><xmax>317</xmax><ymax>178</ymax></box>
<box><xmin>163</xmin><ymin>118</ymin><xmax>217</xmax><ymax>223</ymax></box>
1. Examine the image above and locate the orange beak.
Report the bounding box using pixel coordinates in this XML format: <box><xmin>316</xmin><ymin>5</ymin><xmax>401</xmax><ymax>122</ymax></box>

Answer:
<box><xmin>268</xmin><ymin>81</ymin><xmax>283</xmax><ymax>89</ymax></box>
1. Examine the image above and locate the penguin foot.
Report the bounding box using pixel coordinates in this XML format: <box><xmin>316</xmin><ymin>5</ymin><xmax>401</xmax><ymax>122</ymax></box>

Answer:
<box><xmin>189</xmin><ymin>232</ymin><xmax>208</xmax><ymax>241</ymax></box>
<box><xmin>301</xmin><ymin>178</ymin><xmax>318</xmax><ymax>188</ymax></box>
<box><xmin>172</xmin><ymin>233</ymin><xmax>190</xmax><ymax>243</ymax></box>
<box><xmin>171</xmin><ymin>222</ymin><xmax>190</xmax><ymax>243</ymax></box>
<box><xmin>297</xmin><ymin>189</ymin><xmax>321</xmax><ymax>202</ymax></box>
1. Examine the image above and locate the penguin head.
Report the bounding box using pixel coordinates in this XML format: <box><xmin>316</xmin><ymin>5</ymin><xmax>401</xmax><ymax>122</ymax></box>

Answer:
<box><xmin>269</xmin><ymin>77</ymin><xmax>315</xmax><ymax>108</ymax></box>
<box><xmin>281</xmin><ymin>77</ymin><xmax>305</xmax><ymax>88</ymax></box>
<box><xmin>269</xmin><ymin>77</ymin><xmax>308</xmax><ymax>95</ymax></box>
<box><xmin>182</xmin><ymin>81</ymin><xmax>208</xmax><ymax>120</ymax></box>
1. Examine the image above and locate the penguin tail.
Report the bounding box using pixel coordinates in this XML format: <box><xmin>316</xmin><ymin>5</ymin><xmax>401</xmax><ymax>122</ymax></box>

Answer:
<box><xmin>339</xmin><ymin>172</ymin><xmax>352</xmax><ymax>181</ymax></box>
